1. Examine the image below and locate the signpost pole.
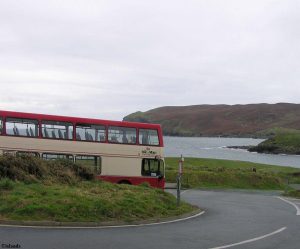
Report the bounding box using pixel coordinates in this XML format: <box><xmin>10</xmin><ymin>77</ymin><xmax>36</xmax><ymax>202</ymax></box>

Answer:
<box><xmin>177</xmin><ymin>155</ymin><xmax>184</xmax><ymax>207</ymax></box>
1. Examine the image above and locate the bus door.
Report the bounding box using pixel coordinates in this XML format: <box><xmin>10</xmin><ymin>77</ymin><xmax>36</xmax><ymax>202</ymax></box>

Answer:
<box><xmin>141</xmin><ymin>158</ymin><xmax>165</xmax><ymax>186</ymax></box>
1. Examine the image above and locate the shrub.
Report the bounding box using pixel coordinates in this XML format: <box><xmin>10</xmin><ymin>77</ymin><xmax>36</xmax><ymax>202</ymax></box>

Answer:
<box><xmin>0</xmin><ymin>154</ymin><xmax>95</xmax><ymax>184</ymax></box>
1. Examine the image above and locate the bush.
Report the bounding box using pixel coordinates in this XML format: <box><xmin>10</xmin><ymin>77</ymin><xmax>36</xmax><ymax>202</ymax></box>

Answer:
<box><xmin>0</xmin><ymin>154</ymin><xmax>43</xmax><ymax>182</ymax></box>
<box><xmin>0</xmin><ymin>154</ymin><xmax>95</xmax><ymax>184</ymax></box>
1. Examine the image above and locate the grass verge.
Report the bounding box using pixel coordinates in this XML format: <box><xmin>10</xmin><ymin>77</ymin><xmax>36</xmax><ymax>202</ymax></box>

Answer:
<box><xmin>283</xmin><ymin>189</ymin><xmax>300</xmax><ymax>199</ymax></box>
<box><xmin>166</xmin><ymin>157</ymin><xmax>300</xmax><ymax>190</ymax></box>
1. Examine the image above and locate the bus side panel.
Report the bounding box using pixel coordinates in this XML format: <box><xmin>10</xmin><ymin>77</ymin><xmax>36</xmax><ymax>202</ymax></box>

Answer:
<box><xmin>97</xmin><ymin>175</ymin><xmax>165</xmax><ymax>189</ymax></box>
<box><xmin>101</xmin><ymin>157</ymin><xmax>141</xmax><ymax>177</ymax></box>
<box><xmin>0</xmin><ymin>136</ymin><xmax>163</xmax><ymax>159</ymax></box>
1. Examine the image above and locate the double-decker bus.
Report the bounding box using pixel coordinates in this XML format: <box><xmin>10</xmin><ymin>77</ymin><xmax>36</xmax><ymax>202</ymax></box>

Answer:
<box><xmin>0</xmin><ymin>110</ymin><xmax>165</xmax><ymax>188</ymax></box>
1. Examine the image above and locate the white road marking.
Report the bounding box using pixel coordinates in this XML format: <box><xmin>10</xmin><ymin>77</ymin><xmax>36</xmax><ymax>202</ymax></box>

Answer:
<box><xmin>284</xmin><ymin>197</ymin><xmax>300</xmax><ymax>202</ymax></box>
<box><xmin>208</xmin><ymin>227</ymin><xmax>287</xmax><ymax>249</ymax></box>
<box><xmin>282</xmin><ymin>197</ymin><xmax>300</xmax><ymax>204</ymax></box>
<box><xmin>277</xmin><ymin>197</ymin><xmax>300</xmax><ymax>215</ymax></box>
<box><xmin>0</xmin><ymin>211</ymin><xmax>205</xmax><ymax>229</ymax></box>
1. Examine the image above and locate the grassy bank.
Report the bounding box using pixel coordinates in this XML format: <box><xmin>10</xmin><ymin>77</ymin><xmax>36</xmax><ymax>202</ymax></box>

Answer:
<box><xmin>0</xmin><ymin>179</ymin><xmax>194</xmax><ymax>222</ymax></box>
<box><xmin>0</xmin><ymin>155</ymin><xmax>195</xmax><ymax>223</ymax></box>
<box><xmin>250</xmin><ymin>128</ymin><xmax>300</xmax><ymax>155</ymax></box>
<box><xmin>165</xmin><ymin>157</ymin><xmax>300</xmax><ymax>190</ymax></box>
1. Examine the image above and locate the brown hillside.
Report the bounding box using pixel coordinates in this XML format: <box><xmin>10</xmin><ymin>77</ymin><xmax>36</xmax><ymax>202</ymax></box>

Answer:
<box><xmin>123</xmin><ymin>103</ymin><xmax>300</xmax><ymax>137</ymax></box>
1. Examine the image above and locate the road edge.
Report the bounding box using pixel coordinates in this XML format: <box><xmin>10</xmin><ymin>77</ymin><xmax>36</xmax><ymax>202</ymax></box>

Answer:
<box><xmin>0</xmin><ymin>207</ymin><xmax>204</xmax><ymax>229</ymax></box>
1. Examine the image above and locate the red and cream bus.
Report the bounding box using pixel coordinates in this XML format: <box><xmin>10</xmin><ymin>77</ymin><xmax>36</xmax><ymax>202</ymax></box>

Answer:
<box><xmin>0</xmin><ymin>110</ymin><xmax>165</xmax><ymax>188</ymax></box>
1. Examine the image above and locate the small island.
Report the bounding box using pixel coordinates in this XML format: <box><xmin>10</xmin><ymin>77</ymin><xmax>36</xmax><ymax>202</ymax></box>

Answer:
<box><xmin>249</xmin><ymin>129</ymin><xmax>300</xmax><ymax>155</ymax></box>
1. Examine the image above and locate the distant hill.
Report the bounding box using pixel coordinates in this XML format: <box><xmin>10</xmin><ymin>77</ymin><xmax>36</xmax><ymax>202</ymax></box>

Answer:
<box><xmin>123</xmin><ymin>103</ymin><xmax>300</xmax><ymax>137</ymax></box>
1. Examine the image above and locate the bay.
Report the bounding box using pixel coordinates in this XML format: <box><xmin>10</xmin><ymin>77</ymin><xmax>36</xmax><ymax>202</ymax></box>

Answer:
<box><xmin>164</xmin><ymin>136</ymin><xmax>300</xmax><ymax>168</ymax></box>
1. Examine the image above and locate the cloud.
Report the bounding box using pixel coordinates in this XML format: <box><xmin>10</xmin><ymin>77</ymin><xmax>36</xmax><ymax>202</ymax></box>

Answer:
<box><xmin>0</xmin><ymin>0</ymin><xmax>299</xmax><ymax>120</ymax></box>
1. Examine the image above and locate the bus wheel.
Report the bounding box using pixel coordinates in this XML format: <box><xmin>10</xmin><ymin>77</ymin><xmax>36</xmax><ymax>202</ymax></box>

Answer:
<box><xmin>118</xmin><ymin>180</ymin><xmax>131</xmax><ymax>185</ymax></box>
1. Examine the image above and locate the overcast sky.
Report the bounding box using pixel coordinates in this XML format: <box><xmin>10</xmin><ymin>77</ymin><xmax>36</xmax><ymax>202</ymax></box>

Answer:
<box><xmin>0</xmin><ymin>0</ymin><xmax>299</xmax><ymax>120</ymax></box>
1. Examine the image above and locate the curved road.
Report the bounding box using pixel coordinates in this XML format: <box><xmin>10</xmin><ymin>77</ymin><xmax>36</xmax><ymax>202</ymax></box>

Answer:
<box><xmin>1</xmin><ymin>190</ymin><xmax>300</xmax><ymax>249</ymax></box>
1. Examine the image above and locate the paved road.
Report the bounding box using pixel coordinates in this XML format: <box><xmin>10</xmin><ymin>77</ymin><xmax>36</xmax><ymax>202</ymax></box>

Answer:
<box><xmin>1</xmin><ymin>190</ymin><xmax>300</xmax><ymax>249</ymax></box>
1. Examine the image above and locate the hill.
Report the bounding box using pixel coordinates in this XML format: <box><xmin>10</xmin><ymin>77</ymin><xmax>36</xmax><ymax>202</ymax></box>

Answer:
<box><xmin>123</xmin><ymin>103</ymin><xmax>300</xmax><ymax>137</ymax></box>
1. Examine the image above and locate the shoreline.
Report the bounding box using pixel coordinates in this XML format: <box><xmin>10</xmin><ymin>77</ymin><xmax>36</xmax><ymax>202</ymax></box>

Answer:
<box><xmin>226</xmin><ymin>145</ymin><xmax>300</xmax><ymax>156</ymax></box>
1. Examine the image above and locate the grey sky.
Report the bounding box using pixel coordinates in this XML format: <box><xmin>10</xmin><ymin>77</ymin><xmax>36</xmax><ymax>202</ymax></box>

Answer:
<box><xmin>0</xmin><ymin>0</ymin><xmax>299</xmax><ymax>120</ymax></box>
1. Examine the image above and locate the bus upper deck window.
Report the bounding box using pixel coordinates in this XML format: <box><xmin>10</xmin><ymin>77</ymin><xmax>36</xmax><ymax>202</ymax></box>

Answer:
<box><xmin>108</xmin><ymin>126</ymin><xmax>136</xmax><ymax>144</ymax></box>
<box><xmin>139</xmin><ymin>129</ymin><xmax>159</xmax><ymax>146</ymax></box>
<box><xmin>42</xmin><ymin>121</ymin><xmax>73</xmax><ymax>140</ymax></box>
<box><xmin>5</xmin><ymin>118</ymin><xmax>39</xmax><ymax>137</ymax></box>
<box><xmin>76</xmin><ymin>124</ymin><xmax>106</xmax><ymax>142</ymax></box>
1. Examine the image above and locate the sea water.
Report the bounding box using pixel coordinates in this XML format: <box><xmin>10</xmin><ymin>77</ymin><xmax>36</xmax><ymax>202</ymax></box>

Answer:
<box><xmin>164</xmin><ymin>136</ymin><xmax>300</xmax><ymax>168</ymax></box>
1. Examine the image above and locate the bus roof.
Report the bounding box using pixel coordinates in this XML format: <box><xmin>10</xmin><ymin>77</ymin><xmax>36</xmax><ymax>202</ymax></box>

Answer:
<box><xmin>0</xmin><ymin>110</ymin><xmax>162</xmax><ymax>130</ymax></box>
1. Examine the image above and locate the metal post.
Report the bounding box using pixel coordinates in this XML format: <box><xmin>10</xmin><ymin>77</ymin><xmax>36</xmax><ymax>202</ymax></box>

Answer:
<box><xmin>177</xmin><ymin>155</ymin><xmax>184</xmax><ymax>207</ymax></box>
<box><xmin>177</xmin><ymin>174</ymin><xmax>181</xmax><ymax>207</ymax></box>
<box><xmin>285</xmin><ymin>176</ymin><xmax>289</xmax><ymax>194</ymax></box>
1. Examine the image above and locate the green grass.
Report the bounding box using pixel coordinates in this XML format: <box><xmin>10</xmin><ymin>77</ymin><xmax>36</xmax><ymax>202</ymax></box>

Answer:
<box><xmin>165</xmin><ymin>157</ymin><xmax>300</xmax><ymax>190</ymax></box>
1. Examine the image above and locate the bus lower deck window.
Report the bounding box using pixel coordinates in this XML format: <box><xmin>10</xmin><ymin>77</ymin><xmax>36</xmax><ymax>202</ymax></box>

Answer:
<box><xmin>75</xmin><ymin>155</ymin><xmax>101</xmax><ymax>174</ymax></box>
<box><xmin>17</xmin><ymin>151</ymin><xmax>39</xmax><ymax>157</ymax></box>
<box><xmin>42</xmin><ymin>153</ymin><xmax>73</xmax><ymax>161</ymax></box>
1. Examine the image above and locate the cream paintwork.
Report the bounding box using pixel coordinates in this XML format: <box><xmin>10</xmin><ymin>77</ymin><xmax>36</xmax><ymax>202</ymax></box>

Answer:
<box><xmin>102</xmin><ymin>157</ymin><xmax>141</xmax><ymax>176</ymax></box>
<box><xmin>0</xmin><ymin>136</ymin><xmax>164</xmax><ymax>177</ymax></box>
